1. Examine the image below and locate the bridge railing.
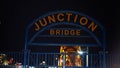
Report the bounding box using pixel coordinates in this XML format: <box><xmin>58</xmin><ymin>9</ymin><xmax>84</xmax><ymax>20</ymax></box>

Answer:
<box><xmin>0</xmin><ymin>52</ymin><xmax>120</xmax><ymax>68</ymax></box>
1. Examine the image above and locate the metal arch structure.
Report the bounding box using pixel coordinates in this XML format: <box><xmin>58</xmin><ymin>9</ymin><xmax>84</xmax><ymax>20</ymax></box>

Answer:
<box><xmin>23</xmin><ymin>10</ymin><xmax>106</xmax><ymax>68</ymax></box>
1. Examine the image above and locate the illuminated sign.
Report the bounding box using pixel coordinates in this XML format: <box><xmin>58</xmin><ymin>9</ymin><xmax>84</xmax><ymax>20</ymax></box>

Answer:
<box><xmin>27</xmin><ymin>11</ymin><xmax>104</xmax><ymax>46</ymax></box>
<box><xmin>34</xmin><ymin>12</ymin><xmax>98</xmax><ymax>36</ymax></box>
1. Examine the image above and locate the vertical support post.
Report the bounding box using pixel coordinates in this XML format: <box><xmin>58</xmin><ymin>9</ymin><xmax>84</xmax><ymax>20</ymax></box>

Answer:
<box><xmin>23</xmin><ymin>50</ymin><xmax>27</xmax><ymax>68</ymax></box>
<box><xmin>103</xmin><ymin>48</ymin><xmax>106</xmax><ymax>68</ymax></box>
<box><xmin>27</xmin><ymin>50</ymin><xmax>30</xmax><ymax>68</ymax></box>
<box><xmin>45</xmin><ymin>54</ymin><xmax>47</xmax><ymax>68</ymax></box>
<box><xmin>63</xmin><ymin>52</ymin><xmax>66</xmax><ymax>68</ymax></box>
<box><xmin>103</xmin><ymin>30</ymin><xmax>106</xmax><ymax>68</ymax></box>
<box><xmin>23</xmin><ymin>29</ymin><xmax>28</xmax><ymax>68</ymax></box>
<box><xmin>53</xmin><ymin>53</ymin><xmax>55</xmax><ymax>66</ymax></box>
<box><xmin>86</xmin><ymin>46</ymin><xmax>89</xmax><ymax>67</ymax></box>
<box><xmin>36</xmin><ymin>53</ymin><xmax>39</xmax><ymax>67</ymax></box>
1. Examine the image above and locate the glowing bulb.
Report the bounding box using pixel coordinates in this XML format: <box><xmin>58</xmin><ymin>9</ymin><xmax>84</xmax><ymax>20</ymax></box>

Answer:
<box><xmin>77</xmin><ymin>51</ymin><xmax>84</xmax><ymax>55</ymax></box>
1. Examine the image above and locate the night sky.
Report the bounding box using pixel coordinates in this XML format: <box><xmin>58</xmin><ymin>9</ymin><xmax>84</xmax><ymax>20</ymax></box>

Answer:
<box><xmin>0</xmin><ymin>0</ymin><xmax>120</xmax><ymax>53</ymax></box>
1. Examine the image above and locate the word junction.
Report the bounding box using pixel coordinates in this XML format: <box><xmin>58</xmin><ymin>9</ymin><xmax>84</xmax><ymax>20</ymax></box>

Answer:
<box><xmin>34</xmin><ymin>12</ymin><xmax>98</xmax><ymax>36</ymax></box>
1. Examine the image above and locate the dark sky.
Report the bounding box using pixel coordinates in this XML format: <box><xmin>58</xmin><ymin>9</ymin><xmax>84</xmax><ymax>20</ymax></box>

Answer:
<box><xmin>0</xmin><ymin>0</ymin><xmax>120</xmax><ymax>53</ymax></box>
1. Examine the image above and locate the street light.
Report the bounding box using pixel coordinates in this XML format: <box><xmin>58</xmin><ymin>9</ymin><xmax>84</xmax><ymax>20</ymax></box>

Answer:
<box><xmin>77</xmin><ymin>50</ymin><xmax>84</xmax><ymax>55</ymax></box>
<box><xmin>77</xmin><ymin>47</ymin><xmax>89</xmax><ymax>67</ymax></box>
